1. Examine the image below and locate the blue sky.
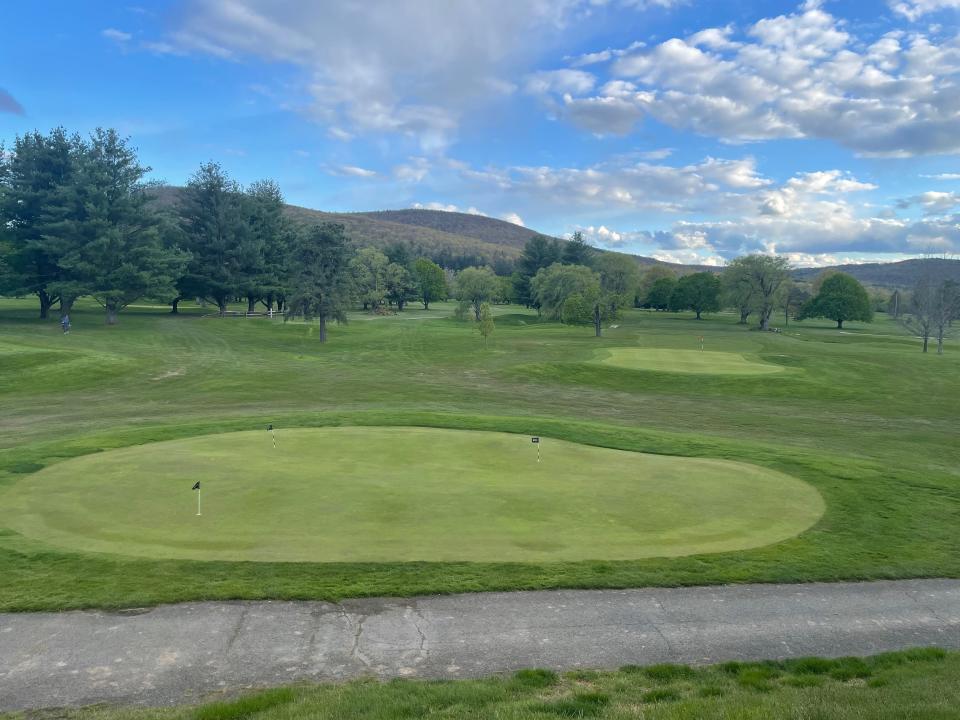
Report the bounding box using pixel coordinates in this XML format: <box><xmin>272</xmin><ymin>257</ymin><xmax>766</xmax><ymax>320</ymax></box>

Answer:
<box><xmin>3</xmin><ymin>0</ymin><xmax>960</xmax><ymax>266</ymax></box>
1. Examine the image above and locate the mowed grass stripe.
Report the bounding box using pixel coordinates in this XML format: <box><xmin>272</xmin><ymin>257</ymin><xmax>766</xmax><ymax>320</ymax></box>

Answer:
<box><xmin>0</xmin><ymin>427</ymin><xmax>823</xmax><ymax>562</ymax></box>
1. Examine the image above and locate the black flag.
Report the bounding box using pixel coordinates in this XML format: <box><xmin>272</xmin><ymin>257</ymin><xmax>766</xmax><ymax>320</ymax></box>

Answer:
<box><xmin>192</xmin><ymin>481</ymin><xmax>200</xmax><ymax>490</ymax></box>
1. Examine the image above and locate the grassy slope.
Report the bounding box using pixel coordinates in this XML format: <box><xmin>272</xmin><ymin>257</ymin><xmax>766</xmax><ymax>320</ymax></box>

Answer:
<box><xmin>3</xmin><ymin>648</ymin><xmax>955</xmax><ymax>720</ymax></box>
<box><xmin>1</xmin><ymin>427</ymin><xmax>822</xmax><ymax>562</ymax></box>
<box><xmin>0</xmin><ymin>299</ymin><xmax>958</xmax><ymax>610</ymax></box>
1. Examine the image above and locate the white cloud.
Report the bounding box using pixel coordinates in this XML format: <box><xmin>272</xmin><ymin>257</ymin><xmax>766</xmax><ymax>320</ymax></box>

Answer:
<box><xmin>394</xmin><ymin>157</ymin><xmax>431</xmax><ymax>183</ymax></box>
<box><xmin>525</xmin><ymin>69</ymin><xmax>596</xmax><ymax>95</ymax></box>
<box><xmin>501</xmin><ymin>212</ymin><xmax>525</xmax><ymax>226</ymax></box>
<box><xmin>921</xmin><ymin>173</ymin><xmax>960</xmax><ymax>180</ymax></box>
<box><xmin>335</xmin><ymin>165</ymin><xmax>377</xmax><ymax>178</ymax></box>
<box><xmin>529</xmin><ymin>3</ymin><xmax>960</xmax><ymax>156</ymax></box>
<box><xmin>890</xmin><ymin>0</ymin><xmax>960</xmax><ymax>21</ymax></box>
<box><xmin>412</xmin><ymin>202</ymin><xmax>484</xmax><ymax>215</ymax></box>
<box><xmin>102</xmin><ymin>28</ymin><xmax>133</xmax><ymax>42</ymax></box>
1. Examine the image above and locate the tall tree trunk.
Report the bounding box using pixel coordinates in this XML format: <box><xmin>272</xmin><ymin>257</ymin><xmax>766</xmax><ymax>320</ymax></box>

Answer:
<box><xmin>265</xmin><ymin>294</ymin><xmax>274</xmax><ymax>312</ymax></box>
<box><xmin>696</xmin><ymin>310</ymin><xmax>702</xmax><ymax>320</ymax></box>
<box><xmin>423</xmin><ymin>299</ymin><xmax>430</xmax><ymax>310</ymax></box>
<box><xmin>60</xmin><ymin>297</ymin><xmax>74</xmax><ymax>319</ymax></box>
<box><xmin>937</xmin><ymin>330</ymin><xmax>944</xmax><ymax>355</ymax></box>
<box><xmin>218</xmin><ymin>299</ymin><xmax>227</xmax><ymax>317</ymax></box>
<box><xmin>247</xmin><ymin>294</ymin><xmax>256</xmax><ymax>313</ymax></box>
<box><xmin>594</xmin><ymin>303</ymin><xmax>602</xmax><ymax>337</ymax></box>
<box><xmin>276</xmin><ymin>297</ymin><xmax>284</xmax><ymax>313</ymax></box>
<box><xmin>318</xmin><ymin>315</ymin><xmax>327</xmax><ymax>343</ymax></box>
<box><xmin>837</xmin><ymin>319</ymin><xmax>843</xmax><ymax>329</ymax></box>
<box><xmin>473</xmin><ymin>300</ymin><xmax>482</xmax><ymax>322</ymax></box>
<box><xmin>170</xmin><ymin>297</ymin><xmax>180</xmax><ymax>314</ymax></box>
<box><xmin>106</xmin><ymin>303</ymin><xmax>118</xmax><ymax>325</ymax></box>
<box><xmin>739</xmin><ymin>308</ymin><xmax>750</xmax><ymax>324</ymax></box>
<box><xmin>922</xmin><ymin>335</ymin><xmax>929</xmax><ymax>353</ymax></box>
<box><xmin>38</xmin><ymin>290</ymin><xmax>52</xmax><ymax>319</ymax></box>
<box><xmin>759</xmin><ymin>310</ymin><xmax>770</xmax><ymax>332</ymax></box>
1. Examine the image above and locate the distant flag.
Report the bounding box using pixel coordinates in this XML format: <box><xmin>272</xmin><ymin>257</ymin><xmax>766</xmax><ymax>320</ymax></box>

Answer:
<box><xmin>193</xmin><ymin>481</ymin><xmax>201</xmax><ymax>515</ymax></box>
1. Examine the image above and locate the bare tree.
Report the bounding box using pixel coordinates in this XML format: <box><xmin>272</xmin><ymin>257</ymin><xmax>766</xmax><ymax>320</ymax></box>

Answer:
<box><xmin>902</xmin><ymin>268</ymin><xmax>959</xmax><ymax>354</ymax></box>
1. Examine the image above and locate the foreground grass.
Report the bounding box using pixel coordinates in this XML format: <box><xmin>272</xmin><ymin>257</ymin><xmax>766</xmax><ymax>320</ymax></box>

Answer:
<box><xmin>6</xmin><ymin>648</ymin><xmax>956</xmax><ymax>720</ymax></box>
<box><xmin>0</xmin><ymin>299</ymin><xmax>958</xmax><ymax>610</ymax></box>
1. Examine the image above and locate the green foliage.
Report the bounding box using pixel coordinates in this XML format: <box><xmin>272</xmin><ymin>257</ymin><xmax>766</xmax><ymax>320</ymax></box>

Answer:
<box><xmin>454</xmin><ymin>266</ymin><xmax>499</xmax><ymax>321</ymax></box>
<box><xmin>561</xmin><ymin>230</ymin><xmax>594</xmax><ymax>266</ymax></box>
<box><xmin>530</xmin><ymin>263</ymin><xmax>600</xmax><ymax>322</ymax></box>
<box><xmin>349</xmin><ymin>247</ymin><xmax>389</xmax><ymax>311</ymax></box>
<box><xmin>800</xmin><ymin>272</ymin><xmax>873</xmax><ymax>328</ymax></box>
<box><xmin>284</xmin><ymin>223</ymin><xmax>352</xmax><ymax>342</ymax></box>
<box><xmin>61</xmin><ymin>129</ymin><xmax>188</xmax><ymax>324</ymax></box>
<box><xmin>384</xmin><ymin>262</ymin><xmax>416</xmax><ymax>311</ymax></box>
<box><xmin>669</xmin><ymin>271</ymin><xmax>721</xmax><ymax>319</ymax></box>
<box><xmin>722</xmin><ymin>254</ymin><xmax>792</xmax><ymax>329</ymax></box>
<box><xmin>595</xmin><ymin>252</ymin><xmax>641</xmax><ymax>313</ymax></box>
<box><xmin>177</xmin><ymin>162</ymin><xmax>253</xmax><ymax>314</ymax></box>
<box><xmin>645</xmin><ymin>276</ymin><xmax>677</xmax><ymax>310</ymax></box>
<box><xmin>514</xmin><ymin>234</ymin><xmax>562</xmax><ymax>307</ymax></box>
<box><xmin>412</xmin><ymin>257</ymin><xmax>447</xmax><ymax>309</ymax></box>
<box><xmin>477</xmin><ymin>302</ymin><xmax>495</xmax><ymax>345</ymax></box>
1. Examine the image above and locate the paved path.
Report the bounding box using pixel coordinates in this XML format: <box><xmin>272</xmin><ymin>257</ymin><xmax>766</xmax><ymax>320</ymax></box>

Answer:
<box><xmin>2</xmin><ymin>579</ymin><xmax>959</xmax><ymax>710</ymax></box>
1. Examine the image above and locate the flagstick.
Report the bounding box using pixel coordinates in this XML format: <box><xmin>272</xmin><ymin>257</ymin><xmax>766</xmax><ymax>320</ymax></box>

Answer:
<box><xmin>537</xmin><ymin>443</ymin><xmax>541</xmax><ymax>463</ymax></box>
<box><xmin>196</xmin><ymin>487</ymin><xmax>201</xmax><ymax>516</ymax></box>
<box><xmin>272</xmin><ymin>428</ymin><xmax>276</xmax><ymax>450</ymax></box>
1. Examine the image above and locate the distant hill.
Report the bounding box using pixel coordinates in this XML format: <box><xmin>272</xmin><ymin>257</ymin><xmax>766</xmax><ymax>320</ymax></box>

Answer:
<box><xmin>793</xmin><ymin>258</ymin><xmax>960</xmax><ymax>289</ymax></box>
<box><xmin>356</xmin><ymin>209</ymin><xmax>541</xmax><ymax>249</ymax></box>
<box><xmin>150</xmin><ymin>188</ymin><xmax>954</xmax><ymax>284</ymax></box>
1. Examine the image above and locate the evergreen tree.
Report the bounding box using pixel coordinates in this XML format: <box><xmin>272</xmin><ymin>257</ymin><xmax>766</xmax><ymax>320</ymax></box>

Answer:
<box><xmin>561</xmin><ymin>230</ymin><xmax>594</xmax><ymax>266</ymax></box>
<box><xmin>285</xmin><ymin>224</ymin><xmax>353</xmax><ymax>343</ymax></box>
<box><xmin>0</xmin><ymin>128</ymin><xmax>82</xmax><ymax>318</ymax></box>
<box><xmin>59</xmin><ymin>129</ymin><xmax>188</xmax><ymax>324</ymax></box>
<box><xmin>178</xmin><ymin>162</ymin><xmax>252</xmax><ymax>315</ymax></box>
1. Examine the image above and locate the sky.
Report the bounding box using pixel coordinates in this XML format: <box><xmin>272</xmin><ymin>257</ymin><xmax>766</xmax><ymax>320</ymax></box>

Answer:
<box><xmin>2</xmin><ymin>0</ymin><xmax>960</xmax><ymax>267</ymax></box>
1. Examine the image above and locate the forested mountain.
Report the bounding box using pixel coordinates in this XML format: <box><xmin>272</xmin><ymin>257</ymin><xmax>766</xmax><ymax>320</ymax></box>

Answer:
<box><xmin>793</xmin><ymin>258</ymin><xmax>960</xmax><ymax>288</ymax></box>
<box><xmin>356</xmin><ymin>209</ymin><xmax>544</xmax><ymax>248</ymax></box>
<box><xmin>149</xmin><ymin>187</ymin><xmax>957</xmax><ymax>286</ymax></box>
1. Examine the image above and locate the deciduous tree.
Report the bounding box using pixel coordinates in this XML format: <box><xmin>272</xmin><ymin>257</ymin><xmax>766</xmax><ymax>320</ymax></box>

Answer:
<box><xmin>799</xmin><ymin>272</ymin><xmax>872</xmax><ymax>329</ymax></box>
<box><xmin>670</xmin><ymin>271</ymin><xmax>721</xmax><ymax>320</ymax></box>
<box><xmin>412</xmin><ymin>257</ymin><xmax>446</xmax><ymax>309</ymax></box>
<box><xmin>722</xmin><ymin>255</ymin><xmax>791</xmax><ymax>330</ymax></box>
<box><xmin>455</xmin><ymin>266</ymin><xmax>499</xmax><ymax>321</ymax></box>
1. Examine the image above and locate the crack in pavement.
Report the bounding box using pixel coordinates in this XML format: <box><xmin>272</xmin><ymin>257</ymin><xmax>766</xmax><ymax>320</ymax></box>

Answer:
<box><xmin>2</xmin><ymin>579</ymin><xmax>960</xmax><ymax>711</ymax></box>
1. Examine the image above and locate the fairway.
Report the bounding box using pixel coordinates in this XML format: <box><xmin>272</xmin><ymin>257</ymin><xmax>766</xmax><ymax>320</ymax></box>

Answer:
<box><xmin>0</xmin><ymin>427</ymin><xmax>823</xmax><ymax>563</ymax></box>
<box><xmin>597</xmin><ymin>347</ymin><xmax>786</xmax><ymax>375</ymax></box>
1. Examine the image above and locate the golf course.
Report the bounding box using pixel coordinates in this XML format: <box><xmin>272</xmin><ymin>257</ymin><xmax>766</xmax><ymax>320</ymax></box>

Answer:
<box><xmin>0</xmin><ymin>297</ymin><xmax>957</xmax><ymax>611</ymax></box>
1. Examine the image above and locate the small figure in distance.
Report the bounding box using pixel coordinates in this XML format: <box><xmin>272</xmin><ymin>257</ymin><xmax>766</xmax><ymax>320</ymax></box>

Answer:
<box><xmin>61</xmin><ymin>314</ymin><xmax>71</xmax><ymax>335</ymax></box>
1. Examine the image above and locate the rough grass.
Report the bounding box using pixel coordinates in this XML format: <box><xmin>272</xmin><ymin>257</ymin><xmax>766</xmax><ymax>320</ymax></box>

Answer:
<box><xmin>3</xmin><ymin>648</ymin><xmax>954</xmax><ymax>720</ymax></box>
<box><xmin>0</xmin><ymin>299</ymin><xmax>958</xmax><ymax>610</ymax></box>
<box><xmin>0</xmin><ymin>427</ymin><xmax>822</xmax><ymax>562</ymax></box>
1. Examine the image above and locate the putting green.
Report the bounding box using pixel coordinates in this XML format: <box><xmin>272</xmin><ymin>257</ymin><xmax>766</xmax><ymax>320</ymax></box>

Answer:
<box><xmin>598</xmin><ymin>347</ymin><xmax>786</xmax><ymax>375</ymax></box>
<box><xmin>0</xmin><ymin>427</ymin><xmax>823</xmax><ymax>562</ymax></box>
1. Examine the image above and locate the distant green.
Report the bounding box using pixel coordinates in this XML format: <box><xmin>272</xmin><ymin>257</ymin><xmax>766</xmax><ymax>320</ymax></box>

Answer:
<box><xmin>0</xmin><ymin>427</ymin><xmax>822</xmax><ymax>563</ymax></box>
<box><xmin>597</xmin><ymin>347</ymin><xmax>786</xmax><ymax>375</ymax></box>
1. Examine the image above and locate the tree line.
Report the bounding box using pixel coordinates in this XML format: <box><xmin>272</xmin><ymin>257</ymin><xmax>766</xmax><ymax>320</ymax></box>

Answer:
<box><xmin>0</xmin><ymin>128</ymin><xmax>452</xmax><ymax>338</ymax></box>
<box><xmin>2</xmin><ymin>127</ymin><xmax>956</xmax><ymax>350</ymax></box>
